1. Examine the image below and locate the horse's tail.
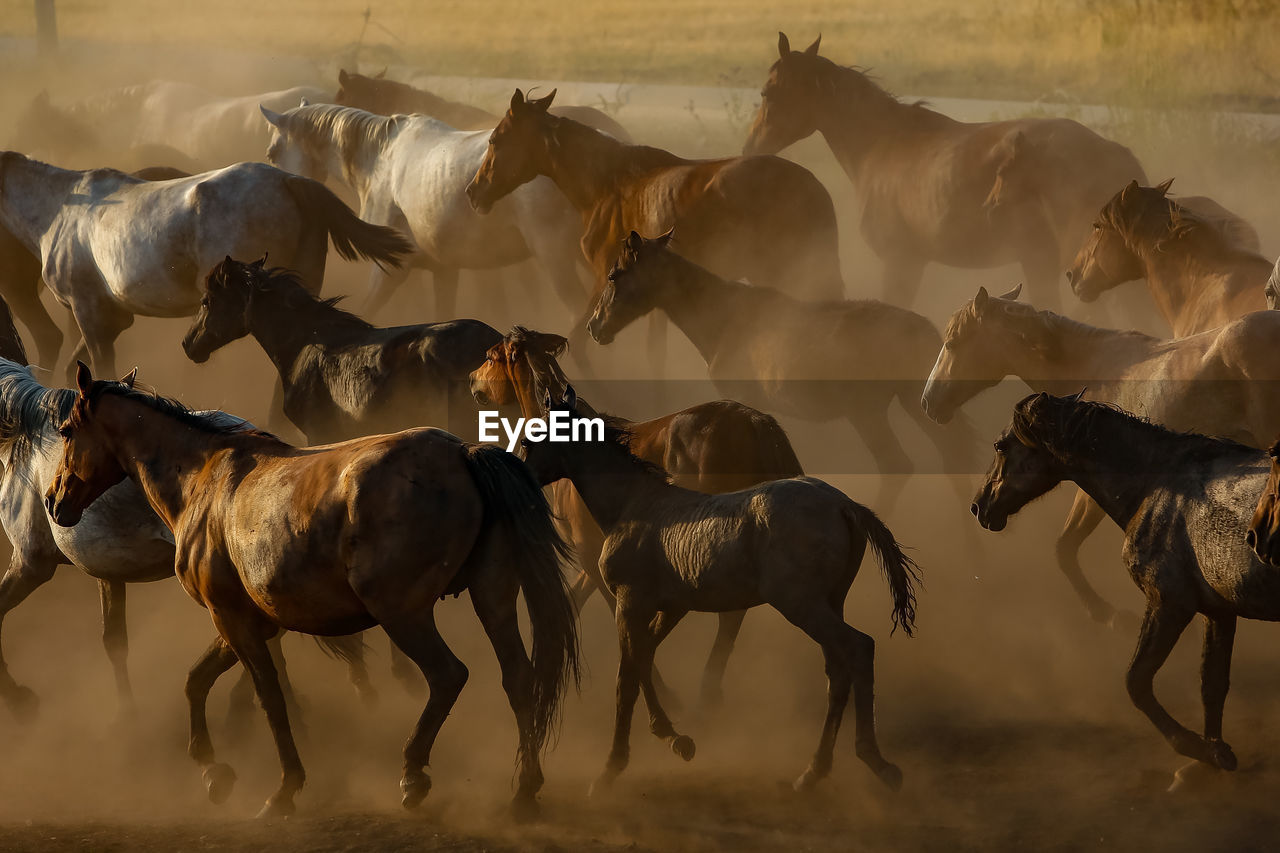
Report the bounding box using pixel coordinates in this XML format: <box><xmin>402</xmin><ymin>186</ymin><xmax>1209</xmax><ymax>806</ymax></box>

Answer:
<box><xmin>284</xmin><ymin>175</ymin><xmax>414</xmax><ymax>270</ymax></box>
<box><xmin>0</xmin><ymin>296</ymin><xmax>28</xmax><ymax>367</ymax></box>
<box><xmin>747</xmin><ymin>409</ymin><xmax>804</xmax><ymax>479</ymax></box>
<box><xmin>313</xmin><ymin>633</ymin><xmax>366</xmax><ymax>665</ymax></box>
<box><xmin>845</xmin><ymin>501</ymin><xmax>921</xmax><ymax>637</ymax></box>
<box><xmin>462</xmin><ymin>444</ymin><xmax>581</xmax><ymax>753</ymax></box>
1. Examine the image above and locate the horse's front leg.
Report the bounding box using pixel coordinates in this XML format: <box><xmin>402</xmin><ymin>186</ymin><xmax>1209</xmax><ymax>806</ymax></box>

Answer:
<box><xmin>186</xmin><ymin>635</ymin><xmax>244</xmax><ymax>806</ymax></box>
<box><xmin>97</xmin><ymin>580</ymin><xmax>135</xmax><ymax>720</ymax></box>
<box><xmin>0</xmin><ymin>552</ymin><xmax>58</xmax><ymax>720</ymax></box>
<box><xmin>639</xmin><ymin>608</ymin><xmax>696</xmax><ymax>760</ymax></box>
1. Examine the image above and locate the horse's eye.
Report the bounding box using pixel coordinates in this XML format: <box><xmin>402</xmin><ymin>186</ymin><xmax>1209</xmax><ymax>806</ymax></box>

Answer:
<box><xmin>1092</xmin><ymin>222</ymin><xmax>1103</xmax><ymax>230</ymax></box>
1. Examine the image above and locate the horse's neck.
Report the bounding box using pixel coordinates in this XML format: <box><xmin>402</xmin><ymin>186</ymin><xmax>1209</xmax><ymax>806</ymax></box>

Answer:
<box><xmin>1136</xmin><ymin>234</ymin><xmax>1244</xmax><ymax>331</ymax></box>
<box><xmin>656</xmin><ymin>263</ymin><xmax>746</xmax><ymax>365</ymax></box>
<box><xmin>326</xmin><ymin>114</ymin><xmax>394</xmax><ymax>200</ymax></box>
<box><xmin>246</xmin><ymin>290</ymin><xmax>347</xmax><ymax>381</ymax></box>
<box><xmin>815</xmin><ymin>72</ymin><xmax>948</xmax><ymax>183</ymax></box>
<box><xmin>999</xmin><ymin>314</ymin><xmax>1160</xmax><ymax>391</ymax></box>
<box><xmin>1055</xmin><ymin>432</ymin><xmax>1155</xmax><ymax>530</ymax></box>
<box><xmin>543</xmin><ymin>123</ymin><xmax>656</xmax><ymax>213</ymax></box>
<box><xmin>561</xmin><ymin>441</ymin><xmax>677</xmax><ymax>532</ymax></box>
<box><xmin>0</xmin><ymin>156</ymin><xmax>83</xmax><ymax>249</ymax></box>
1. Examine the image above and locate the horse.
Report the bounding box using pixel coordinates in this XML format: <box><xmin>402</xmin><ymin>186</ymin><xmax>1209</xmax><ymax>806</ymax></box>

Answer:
<box><xmin>0</xmin><ymin>152</ymin><xmax>411</xmax><ymax>379</ymax></box>
<box><xmin>335</xmin><ymin>69</ymin><xmax>633</xmax><ymax>141</ymax></box>
<box><xmin>521</xmin><ymin>385</ymin><xmax>918</xmax><ymax>796</ymax></box>
<box><xmin>468</xmin><ymin>325</ymin><xmax>804</xmax><ymax>707</ymax></box>
<box><xmin>259</xmin><ymin>102</ymin><xmax>589</xmax><ymax>326</ymax></box>
<box><xmin>0</xmin><ymin>320</ymin><xmax>370</xmax><ymax>722</ymax></box>
<box><xmin>14</xmin><ymin>83</ymin><xmax>331</xmax><ymax>170</ymax></box>
<box><xmin>1267</xmin><ymin>256</ymin><xmax>1280</xmax><ymax>309</ymax></box>
<box><xmin>587</xmin><ymin>230</ymin><xmax>977</xmax><ymax>512</ymax></box>
<box><xmin>743</xmin><ymin>33</ymin><xmax>1147</xmax><ymax>309</ymax></box>
<box><xmin>1067</xmin><ymin>180</ymin><xmax>1272</xmax><ymax>336</ymax></box>
<box><xmin>466</xmin><ymin>89</ymin><xmax>846</xmax><ymax>367</ymax></box>
<box><xmin>973</xmin><ymin>390</ymin><xmax>1280</xmax><ymax>787</ymax></box>
<box><xmin>924</xmin><ymin>284</ymin><xmax>1280</xmax><ymax>628</ymax></box>
<box><xmin>1248</xmin><ymin>443</ymin><xmax>1280</xmax><ymax>564</ymax></box>
<box><xmin>45</xmin><ymin>362</ymin><xmax>579</xmax><ymax>819</ymax></box>
<box><xmin>183</xmin><ymin>257</ymin><xmax>500</xmax><ymax>446</ymax></box>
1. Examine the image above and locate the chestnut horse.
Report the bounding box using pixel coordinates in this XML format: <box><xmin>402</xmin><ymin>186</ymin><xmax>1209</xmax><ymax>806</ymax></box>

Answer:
<box><xmin>45</xmin><ymin>364</ymin><xmax>579</xmax><ymax>819</ymax></box>
<box><xmin>1067</xmin><ymin>180</ymin><xmax>1272</xmax><ymax>336</ymax></box>
<box><xmin>744</xmin><ymin>33</ymin><xmax>1146</xmax><ymax>309</ymax></box>
<box><xmin>924</xmin><ymin>285</ymin><xmax>1280</xmax><ymax>629</ymax></box>
<box><xmin>587</xmin><ymin>231</ymin><xmax>977</xmax><ymax>512</ymax></box>
<box><xmin>469</xmin><ymin>326</ymin><xmax>804</xmax><ymax>707</ymax></box>
<box><xmin>466</xmin><ymin>89</ymin><xmax>845</xmax><ymax>363</ymax></box>
<box><xmin>335</xmin><ymin>69</ymin><xmax>632</xmax><ymax>141</ymax></box>
<box><xmin>975</xmin><ymin>391</ymin><xmax>1278</xmax><ymax>788</ymax></box>
<box><xmin>522</xmin><ymin>387</ymin><xmax>918</xmax><ymax>797</ymax></box>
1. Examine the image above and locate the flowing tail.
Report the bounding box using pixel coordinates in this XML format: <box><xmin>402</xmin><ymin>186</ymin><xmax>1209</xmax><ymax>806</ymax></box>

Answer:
<box><xmin>845</xmin><ymin>501</ymin><xmax>922</xmax><ymax>637</ymax></box>
<box><xmin>284</xmin><ymin>175</ymin><xmax>414</xmax><ymax>270</ymax></box>
<box><xmin>462</xmin><ymin>444</ymin><xmax>581</xmax><ymax>753</ymax></box>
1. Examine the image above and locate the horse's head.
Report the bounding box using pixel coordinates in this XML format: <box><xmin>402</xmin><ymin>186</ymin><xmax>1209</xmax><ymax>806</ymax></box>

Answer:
<box><xmin>587</xmin><ymin>229</ymin><xmax>676</xmax><ymax>345</ymax></box>
<box><xmin>466</xmin><ymin>88</ymin><xmax>557</xmax><ymax>214</ymax></box>
<box><xmin>44</xmin><ymin>362</ymin><xmax>132</xmax><ymax>527</ymax></box>
<box><xmin>972</xmin><ymin>391</ymin><xmax>1080</xmax><ymax>532</ymax></box>
<box><xmin>922</xmin><ymin>283</ymin><xmax>1023</xmax><ymax>424</ymax></box>
<box><xmin>182</xmin><ymin>256</ymin><xmax>263</xmax><ymax>363</ymax></box>
<box><xmin>1264</xmin><ymin>258</ymin><xmax>1280</xmax><ymax>310</ymax></box>
<box><xmin>1066</xmin><ymin>179</ymin><xmax>1167</xmax><ymax>302</ymax></box>
<box><xmin>260</xmin><ymin>104</ymin><xmax>327</xmax><ymax>181</ymax></box>
<box><xmin>1248</xmin><ymin>442</ymin><xmax>1280</xmax><ymax>565</ymax></box>
<box><xmin>469</xmin><ymin>326</ymin><xmax>569</xmax><ymax>419</ymax></box>
<box><xmin>744</xmin><ymin>32</ymin><xmax>827</xmax><ymax>156</ymax></box>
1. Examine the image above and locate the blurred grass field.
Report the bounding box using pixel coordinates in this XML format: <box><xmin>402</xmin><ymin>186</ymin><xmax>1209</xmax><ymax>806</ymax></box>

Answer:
<box><xmin>1</xmin><ymin>0</ymin><xmax>1278</xmax><ymax>107</ymax></box>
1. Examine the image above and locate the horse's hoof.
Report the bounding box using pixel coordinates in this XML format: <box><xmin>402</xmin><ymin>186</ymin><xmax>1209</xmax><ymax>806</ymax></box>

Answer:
<box><xmin>1208</xmin><ymin>739</ymin><xmax>1238</xmax><ymax>771</ymax></box>
<box><xmin>5</xmin><ymin>685</ymin><xmax>39</xmax><ymax>723</ymax></box>
<box><xmin>255</xmin><ymin>796</ymin><xmax>296</xmax><ymax>820</ymax></box>
<box><xmin>793</xmin><ymin>769</ymin><xmax>820</xmax><ymax>793</ymax></box>
<box><xmin>670</xmin><ymin>735</ymin><xmax>696</xmax><ymax>762</ymax></box>
<box><xmin>875</xmin><ymin>762</ymin><xmax>904</xmax><ymax>792</ymax></box>
<box><xmin>400</xmin><ymin>771</ymin><xmax>431</xmax><ymax>809</ymax></box>
<box><xmin>1108</xmin><ymin>609</ymin><xmax>1141</xmax><ymax>635</ymax></box>
<box><xmin>203</xmin><ymin>763</ymin><xmax>237</xmax><ymax>805</ymax></box>
<box><xmin>510</xmin><ymin>794</ymin><xmax>540</xmax><ymax>823</ymax></box>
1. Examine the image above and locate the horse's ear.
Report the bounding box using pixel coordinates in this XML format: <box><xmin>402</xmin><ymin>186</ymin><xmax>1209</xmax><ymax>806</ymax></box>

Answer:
<box><xmin>338</xmin><ymin>69</ymin><xmax>350</xmax><ymax>85</ymax></box>
<box><xmin>530</xmin><ymin>331</ymin><xmax>569</xmax><ymax>356</ymax></box>
<box><xmin>973</xmin><ymin>286</ymin><xmax>989</xmax><ymax>311</ymax></box>
<box><xmin>778</xmin><ymin>32</ymin><xmax>791</xmax><ymax>58</ymax></box>
<box><xmin>75</xmin><ymin>361</ymin><xmax>93</xmax><ymax>396</ymax></box>
<box><xmin>260</xmin><ymin>104</ymin><xmax>286</xmax><ymax>127</ymax></box>
<box><xmin>655</xmin><ymin>226</ymin><xmax>675</xmax><ymax>249</ymax></box>
<box><xmin>531</xmin><ymin>89</ymin><xmax>557</xmax><ymax>112</ymax></box>
<box><xmin>1067</xmin><ymin>388</ymin><xmax>1087</xmax><ymax>404</ymax></box>
<box><xmin>1155</xmin><ymin>177</ymin><xmax>1175</xmax><ymax>196</ymax></box>
<box><xmin>804</xmin><ymin>34</ymin><xmax>822</xmax><ymax>56</ymax></box>
<box><xmin>119</xmin><ymin>367</ymin><xmax>138</xmax><ymax>388</ymax></box>
<box><xmin>510</xmin><ymin>88</ymin><xmax>526</xmax><ymax>113</ymax></box>
<box><xmin>626</xmin><ymin>230</ymin><xmax>644</xmax><ymax>252</ymax></box>
<box><xmin>224</xmin><ymin>254</ymin><xmax>233</xmax><ymax>265</ymax></box>
<box><xmin>252</xmin><ymin>254</ymin><xmax>268</xmax><ymax>269</ymax></box>
<box><xmin>1120</xmin><ymin>179</ymin><xmax>1140</xmax><ymax>200</ymax></box>
<box><xmin>997</xmin><ymin>282</ymin><xmax>1022</xmax><ymax>301</ymax></box>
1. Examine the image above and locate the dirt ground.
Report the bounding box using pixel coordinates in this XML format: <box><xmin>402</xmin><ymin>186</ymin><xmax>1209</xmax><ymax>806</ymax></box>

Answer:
<box><xmin>1</xmin><ymin>14</ymin><xmax>1280</xmax><ymax>853</ymax></box>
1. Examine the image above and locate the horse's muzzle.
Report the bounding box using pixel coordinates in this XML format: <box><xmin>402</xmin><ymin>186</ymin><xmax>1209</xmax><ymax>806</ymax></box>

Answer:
<box><xmin>464</xmin><ymin>180</ymin><xmax>493</xmax><ymax>215</ymax></box>
<box><xmin>44</xmin><ymin>490</ymin><xmax>82</xmax><ymax>527</ymax></box>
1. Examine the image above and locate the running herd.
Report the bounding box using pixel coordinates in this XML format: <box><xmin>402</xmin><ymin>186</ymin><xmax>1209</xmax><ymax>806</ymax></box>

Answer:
<box><xmin>4</xmin><ymin>32</ymin><xmax>1280</xmax><ymax>819</ymax></box>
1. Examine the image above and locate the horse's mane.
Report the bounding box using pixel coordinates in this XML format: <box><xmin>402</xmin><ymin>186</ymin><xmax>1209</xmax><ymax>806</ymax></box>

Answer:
<box><xmin>788</xmin><ymin>53</ymin><xmax>938</xmax><ymax>119</ymax></box>
<box><xmin>946</xmin><ymin>294</ymin><xmax>1159</xmax><ymax>349</ymax></box>
<box><xmin>231</xmin><ymin>263</ymin><xmax>372</xmax><ymax>332</ymax></box>
<box><xmin>1101</xmin><ymin>185</ymin><xmax>1246</xmax><ymax>255</ymax></box>
<box><xmin>1013</xmin><ymin>394</ymin><xmax>1257</xmax><ymax>466</ymax></box>
<box><xmin>87</xmin><ymin>381</ymin><xmax>264</xmax><ymax>438</ymax></box>
<box><xmin>0</xmin><ymin>360</ymin><xmax>74</xmax><ymax>464</ymax></box>
<box><xmin>285</xmin><ymin>102</ymin><xmax>415</xmax><ymax>152</ymax></box>
<box><xmin>593</xmin><ymin>413</ymin><xmax>673</xmax><ymax>484</ymax></box>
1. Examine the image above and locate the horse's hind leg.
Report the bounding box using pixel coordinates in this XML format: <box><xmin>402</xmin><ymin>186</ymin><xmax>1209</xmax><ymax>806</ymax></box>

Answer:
<box><xmin>68</xmin><ymin>293</ymin><xmax>132</xmax><ymax>380</ymax></box>
<box><xmin>590</xmin><ymin>589</ymin><xmax>649</xmax><ymax>796</ymax></box>
<box><xmin>97</xmin><ymin>580</ymin><xmax>134</xmax><ymax>719</ymax></box>
<box><xmin>1196</xmin><ymin>614</ymin><xmax>1238</xmax><ymax>772</ymax></box>
<box><xmin>637</xmin><ymin>607</ymin><xmax>696</xmax><ymax>760</ymax></box>
<box><xmin>699</xmin><ymin>610</ymin><xmax>745</xmax><ymax>710</ymax></box>
<box><xmin>387</xmin><ymin>635</ymin><xmax>425</xmax><ymax>698</ymax></box>
<box><xmin>0</xmin><ymin>553</ymin><xmax>57</xmax><ymax>720</ymax></box>
<box><xmin>1056</xmin><ymin>492</ymin><xmax>1131</xmax><ymax>629</ymax></box>
<box><xmin>186</xmin><ymin>635</ymin><xmax>244</xmax><ymax>806</ymax></box>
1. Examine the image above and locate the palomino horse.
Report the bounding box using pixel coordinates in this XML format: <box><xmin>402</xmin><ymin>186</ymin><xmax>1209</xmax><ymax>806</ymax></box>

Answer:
<box><xmin>523</xmin><ymin>387</ymin><xmax>918</xmax><ymax>796</ymax></box>
<box><xmin>974</xmin><ymin>391</ymin><xmax>1278</xmax><ymax>787</ymax></box>
<box><xmin>45</xmin><ymin>363</ymin><xmax>579</xmax><ymax>819</ymax></box>
<box><xmin>0</xmin><ymin>153</ymin><xmax>411</xmax><ymax>379</ymax></box>
<box><xmin>587</xmin><ymin>231</ymin><xmax>977</xmax><ymax>512</ymax></box>
<box><xmin>335</xmin><ymin>69</ymin><xmax>633</xmax><ymax>140</ymax></box>
<box><xmin>14</xmin><ymin>82</ymin><xmax>330</xmax><ymax>170</ymax></box>
<box><xmin>923</xmin><ymin>285</ymin><xmax>1280</xmax><ymax>628</ymax></box>
<box><xmin>468</xmin><ymin>326</ymin><xmax>804</xmax><ymax>707</ymax></box>
<box><xmin>743</xmin><ymin>33</ymin><xmax>1146</xmax><ymax>309</ymax></box>
<box><xmin>466</xmin><ymin>89</ymin><xmax>846</xmax><ymax>365</ymax></box>
<box><xmin>183</xmin><ymin>257</ymin><xmax>500</xmax><ymax>445</ymax></box>
<box><xmin>259</xmin><ymin>102</ymin><xmax>588</xmax><ymax>323</ymax></box>
<box><xmin>1067</xmin><ymin>180</ymin><xmax>1271</xmax><ymax>336</ymax></box>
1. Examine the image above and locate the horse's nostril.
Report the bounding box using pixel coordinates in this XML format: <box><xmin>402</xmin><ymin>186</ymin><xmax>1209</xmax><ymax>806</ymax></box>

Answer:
<box><xmin>970</xmin><ymin>503</ymin><xmax>979</xmax><ymax>517</ymax></box>
<box><xmin>1246</xmin><ymin>529</ymin><xmax>1257</xmax><ymax>548</ymax></box>
<box><xmin>1064</xmin><ymin>269</ymin><xmax>1074</xmax><ymax>284</ymax></box>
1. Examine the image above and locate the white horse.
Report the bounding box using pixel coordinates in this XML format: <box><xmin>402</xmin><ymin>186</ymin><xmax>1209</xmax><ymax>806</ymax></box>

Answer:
<box><xmin>0</xmin><ymin>152</ymin><xmax>411</xmax><ymax>379</ymax></box>
<box><xmin>258</xmin><ymin>103</ymin><xmax>588</xmax><ymax>323</ymax></box>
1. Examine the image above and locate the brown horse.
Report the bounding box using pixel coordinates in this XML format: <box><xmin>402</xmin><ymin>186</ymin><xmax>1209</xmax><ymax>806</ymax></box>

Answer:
<box><xmin>523</xmin><ymin>386</ymin><xmax>918</xmax><ymax>796</ymax></box>
<box><xmin>587</xmin><ymin>230</ymin><xmax>977</xmax><ymax>512</ymax></box>
<box><xmin>335</xmin><ymin>69</ymin><xmax>633</xmax><ymax>141</ymax></box>
<box><xmin>1248</xmin><ymin>444</ymin><xmax>1280</xmax><ymax>564</ymax></box>
<box><xmin>44</xmin><ymin>363</ymin><xmax>579</xmax><ymax>819</ymax></box>
<box><xmin>469</xmin><ymin>326</ymin><xmax>804</xmax><ymax>707</ymax></box>
<box><xmin>466</xmin><ymin>89</ymin><xmax>845</xmax><ymax>363</ymax></box>
<box><xmin>743</xmin><ymin>33</ymin><xmax>1146</xmax><ymax>309</ymax></box>
<box><xmin>1067</xmin><ymin>180</ymin><xmax>1272</xmax><ymax>336</ymax></box>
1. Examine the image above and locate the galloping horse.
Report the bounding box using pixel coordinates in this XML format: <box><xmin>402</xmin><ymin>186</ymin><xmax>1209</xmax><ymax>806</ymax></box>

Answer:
<box><xmin>0</xmin><ymin>153</ymin><xmax>411</xmax><ymax>378</ymax></box>
<box><xmin>523</xmin><ymin>387</ymin><xmax>918</xmax><ymax>796</ymax></box>
<box><xmin>45</xmin><ymin>363</ymin><xmax>579</xmax><ymax>819</ymax></box>
<box><xmin>335</xmin><ymin>69</ymin><xmax>633</xmax><ymax>140</ymax></box>
<box><xmin>923</xmin><ymin>285</ymin><xmax>1280</xmax><ymax>628</ymax></box>
<box><xmin>587</xmin><ymin>231</ymin><xmax>976</xmax><ymax>512</ymax></box>
<box><xmin>184</xmin><ymin>257</ymin><xmax>500</xmax><ymax>445</ymax></box>
<box><xmin>259</xmin><ymin>102</ymin><xmax>588</xmax><ymax>322</ymax></box>
<box><xmin>469</xmin><ymin>326</ymin><xmax>804</xmax><ymax>707</ymax></box>
<box><xmin>1067</xmin><ymin>180</ymin><xmax>1271</xmax><ymax>336</ymax></box>
<box><xmin>974</xmin><ymin>391</ymin><xmax>1278</xmax><ymax>787</ymax></box>
<box><xmin>743</xmin><ymin>33</ymin><xmax>1146</xmax><ymax>308</ymax></box>
<box><xmin>466</xmin><ymin>89</ymin><xmax>845</xmax><ymax>364</ymax></box>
